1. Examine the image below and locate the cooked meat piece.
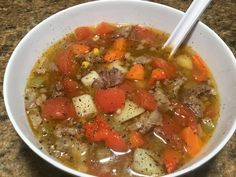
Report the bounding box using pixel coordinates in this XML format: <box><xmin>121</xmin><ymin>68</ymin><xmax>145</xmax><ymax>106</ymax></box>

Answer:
<box><xmin>134</xmin><ymin>56</ymin><xmax>152</xmax><ymax>64</ymax></box>
<box><xmin>80</xmin><ymin>67</ymin><xmax>93</xmax><ymax>78</ymax></box>
<box><xmin>111</xmin><ymin>26</ymin><xmax>132</xmax><ymax>38</ymax></box>
<box><xmin>183</xmin><ymin>96</ymin><xmax>203</xmax><ymax>117</ymax></box>
<box><xmin>92</xmin><ymin>68</ymin><xmax>124</xmax><ymax>88</ymax></box>
<box><xmin>55</xmin><ymin>81</ymin><xmax>64</xmax><ymax>91</ymax></box>
<box><xmin>163</xmin><ymin>76</ymin><xmax>187</xmax><ymax>98</ymax></box>
<box><xmin>52</xmin><ymin>81</ymin><xmax>64</xmax><ymax>98</ymax></box>
<box><xmin>153</xmin><ymin>81</ymin><xmax>171</xmax><ymax>112</ymax></box>
<box><xmin>86</xmin><ymin>52</ymin><xmax>102</xmax><ymax>63</ymax></box>
<box><xmin>184</xmin><ymin>84</ymin><xmax>212</xmax><ymax>97</ymax></box>
<box><xmin>92</xmin><ymin>78</ymin><xmax>105</xmax><ymax>89</ymax></box>
<box><xmin>54</xmin><ymin>124</ymin><xmax>80</xmax><ymax>138</ymax></box>
<box><xmin>182</xmin><ymin>84</ymin><xmax>213</xmax><ymax>118</ymax></box>
<box><xmin>85</xmin><ymin>47</ymin><xmax>105</xmax><ymax>63</ymax></box>
<box><xmin>51</xmin><ymin>91</ymin><xmax>64</xmax><ymax>98</ymax></box>
<box><xmin>153</xmin><ymin>127</ymin><xmax>183</xmax><ymax>151</ymax></box>
<box><xmin>128</xmin><ymin>110</ymin><xmax>162</xmax><ymax>134</ymax></box>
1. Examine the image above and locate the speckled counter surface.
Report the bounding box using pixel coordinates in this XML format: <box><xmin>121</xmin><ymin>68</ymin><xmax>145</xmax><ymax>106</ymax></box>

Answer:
<box><xmin>0</xmin><ymin>0</ymin><xmax>235</xmax><ymax>177</ymax></box>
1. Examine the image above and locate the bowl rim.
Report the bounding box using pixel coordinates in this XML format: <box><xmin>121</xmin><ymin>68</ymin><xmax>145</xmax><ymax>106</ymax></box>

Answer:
<box><xmin>3</xmin><ymin>0</ymin><xmax>236</xmax><ymax>177</ymax></box>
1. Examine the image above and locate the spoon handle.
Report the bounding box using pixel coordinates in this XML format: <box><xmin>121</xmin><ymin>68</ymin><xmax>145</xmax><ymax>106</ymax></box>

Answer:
<box><xmin>163</xmin><ymin>0</ymin><xmax>212</xmax><ymax>57</ymax></box>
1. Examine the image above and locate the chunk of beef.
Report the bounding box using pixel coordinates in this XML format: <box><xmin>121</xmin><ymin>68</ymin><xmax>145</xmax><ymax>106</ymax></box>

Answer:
<box><xmin>153</xmin><ymin>127</ymin><xmax>183</xmax><ymax>151</ymax></box>
<box><xmin>134</xmin><ymin>56</ymin><xmax>152</xmax><ymax>64</ymax></box>
<box><xmin>85</xmin><ymin>47</ymin><xmax>105</xmax><ymax>64</ymax></box>
<box><xmin>92</xmin><ymin>78</ymin><xmax>105</xmax><ymax>89</ymax></box>
<box><xmin>55</xmin><ymin>81</ymin><xmax>63</xmax><ymax>91</ymax></box>
<box><xmin>128</xmin><ymin>110</ymin><xmax>162</xmax><ymax>134</ymax></box>
<box><xmin>52</xmin><ymin>81</ymin><xmax>64</xmax><ymax>98</ymax></box>
<box><xmin>183</xmin><ymin>96</ymin><xmax>203</xmax><ymax>117</ymax></box>
<box><xmin>53</xmin><ymin>120</ymin><xmax>83</xmax><ymax>139</ymax></box>
<box><xmin>85</xmin><ymin>52</ymin><xmax>102</xmax><ymax>63</ymax></box>
<box><xmin>163</xmin><ymin>76</ymin><xmax>187</xmax><ymax>98</ymax></box>
<box><xmin>153</xmin><ymin>81</ymin><xmax>171</xmax><ymax>112</ymax></box>
<box><xmin>54</xmin><ymin>124</ymin><xmax>79</xmax><ymax>138</ymax></box>
<box><xmin>111</xmin><ymin>26</ymin><xmax>132</xmax><ymax>38</ymax></box>
<box><xmin>92</xmin><ymin>68</ymin><xmax>124</xmax><ymax>88</ymax></box>
<box><xmin>182</xmin><ymin>84</ymin><xmax>213</xmax><ymax>118</ymax></box>
<box><xmin>184</xmin><ymin>84</ymin><xmax>212</xmax><ymax>97</ymax></box>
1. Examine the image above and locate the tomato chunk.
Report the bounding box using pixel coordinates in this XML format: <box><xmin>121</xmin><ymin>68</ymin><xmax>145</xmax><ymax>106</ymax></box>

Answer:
<box><xmin>172</xmin><ymin>102</ymin><xmax>198</xmax><ymax>131</ymax></box>
<box><xmin>96</xmin><ymin>22</ymin><xmax>115</xmax><ymax>36</ymax></box>
<box><xmin>74</xmin><ymin>27</ymin><xmax>93</xmax><ymax>41</ymax></box>
<box><xmin>84</xmin><ymin>116</ymin><xmax>128</xmax><ymax>151</ymax></box>
<box><xmin>132</xmin><ymin>25</ymin><xmax>156</xmax><ymax>43</ymax></box>
<box><xmin>149</xmin><ymin>68</ymin><xmax>167</xmax><ymax>84</ymax></box>
<box><xmin>152</xmin><ymin>58</ymin><xmax>176</xmax><ymax>78</ymax></box>
<box><xmin>41</xmin><ymin>97</ymin><xmax>76</xmax><ymax>120</ymax></box>
<box><xmin>56</xmin><ymin>49</ymin><xmax>76</xmax><ymax>76</ymax></box>
<box><xmin>84</xmin><ymin>117</ymin><xmax>109</xmax><ymax>141</ymax></box>
<box><xmin>62</xmin><ymin>78</ymin><xmax>79</xmax><ymax>96</ymax></box>
<box><xmin>95</xmin><ymin>88</ymin><xmax>126</xmax><ymax>113</ymax></box>
<box><xmin>162</xmin><ymin>116</ymin><xmax>182</xmax><ymax>137</ymax></box>
<box><xmin>118</xmin><ymin>81</ymin><xmax>136</xmax><ymax>94</ymax></box>
<box><xmin>106</xmin><ymin>131</ymin><xmax>129</xmax><ymax>151</ymax></box>
<box><xmin>133</xmin><ymin>89</ymin><xmax>157</xmax><ymax>111</ymax></box>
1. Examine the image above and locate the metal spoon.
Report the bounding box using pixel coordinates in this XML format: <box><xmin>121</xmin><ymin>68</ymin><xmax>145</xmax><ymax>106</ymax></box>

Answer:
<box><xmin>163</xmin><ymin>0</ymin><xmax>212</xmax><ymax>57</ymax></box>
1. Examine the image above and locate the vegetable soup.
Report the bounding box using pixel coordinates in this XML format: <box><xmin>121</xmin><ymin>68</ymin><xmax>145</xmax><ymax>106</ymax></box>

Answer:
<box><xmin>25</xmin><ymin>22</ymin><xmax>219</xmax><ymax>177</ymax></box>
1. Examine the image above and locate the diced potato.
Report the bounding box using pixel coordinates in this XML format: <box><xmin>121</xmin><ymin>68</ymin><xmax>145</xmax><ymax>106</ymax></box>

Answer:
<box><xmin>115</xmin><ymin>100</ymin><xmax>145</xmax><ymax>122</ymax></box>
<box><xmin>132</xmin><ymin>148</ymin><xmax>164</xmax><ymax>176</ymax></box>
<box><xmin>176</xmin><ymin>54</ymin><xmax>193</xmax><ymax>69</ymax></box>
<box><xmin>72</xmin><ymin>94</ymin><xmax>97</xmax><ymax>117</ymax></box>
<box><xmin>81</xmin><ymin>71</ymin><xmax>100</xmax><ymax>87</ymax></box>
<box><xmin>107</xmin><ymin>60</ymin><xmax>128</xmax><ymax>73</ymax></box>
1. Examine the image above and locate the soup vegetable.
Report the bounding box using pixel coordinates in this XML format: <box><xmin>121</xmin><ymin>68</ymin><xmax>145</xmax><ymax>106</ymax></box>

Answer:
<box><xmin>25</xmin><ymin>22</ymin><xmax>219</xmax><ymax>177</ymax></box>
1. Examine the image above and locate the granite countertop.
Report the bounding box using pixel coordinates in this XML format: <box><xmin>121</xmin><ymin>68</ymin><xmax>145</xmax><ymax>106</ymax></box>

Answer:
<box><xmin>0</xmin><ymin>0</ymin><xmax>235</xmax><ymax>177</ymax></box>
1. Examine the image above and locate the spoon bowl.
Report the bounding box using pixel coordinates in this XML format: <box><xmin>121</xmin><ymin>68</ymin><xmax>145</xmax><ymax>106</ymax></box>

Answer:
<box><xmin>163</xmin><ymin>0</ymin><xmax>212</xmax><ymax>57</ymax></box>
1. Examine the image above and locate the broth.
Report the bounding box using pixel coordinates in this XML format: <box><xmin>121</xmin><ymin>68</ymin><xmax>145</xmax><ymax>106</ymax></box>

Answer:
<box><xmin>25</xmin><ymin>22</ymin><xmax>219</xmax><ymax>177</ymax></box>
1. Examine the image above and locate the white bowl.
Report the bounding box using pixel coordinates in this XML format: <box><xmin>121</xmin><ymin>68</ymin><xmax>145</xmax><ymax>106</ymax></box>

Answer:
<box><xmin>3</xmin><ymin>0</ymin><xmax>236</xmax><ymax>177</ymax></box>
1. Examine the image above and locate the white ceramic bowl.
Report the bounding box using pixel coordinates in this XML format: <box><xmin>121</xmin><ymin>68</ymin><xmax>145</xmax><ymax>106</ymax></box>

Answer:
<box><xmin>3</xmin><ymin>0</ymin><xmax>236</xmax><ymax>177</ymax></box>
